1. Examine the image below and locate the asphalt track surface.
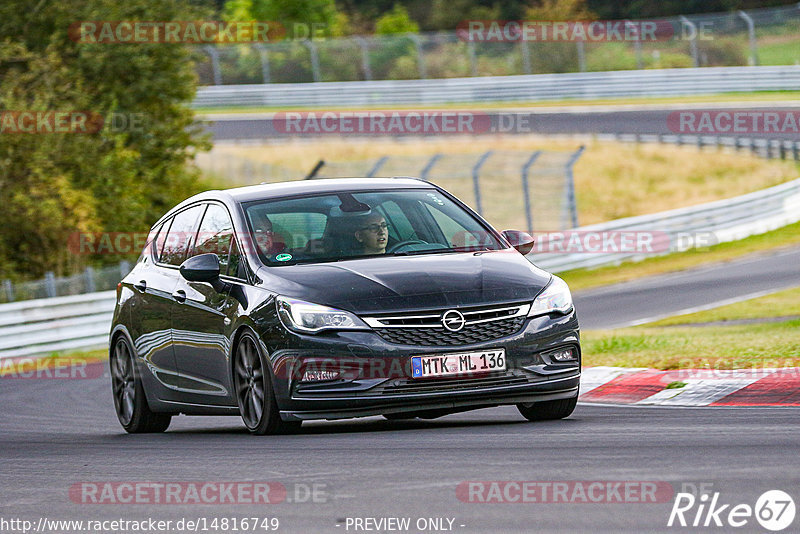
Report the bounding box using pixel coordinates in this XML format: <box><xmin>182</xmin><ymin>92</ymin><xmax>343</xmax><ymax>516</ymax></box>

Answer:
<box><xmin>572</xmin><ymin>244</ymin><xmax>800</xmax><ymax>330</ymax></box>
<box><xmin>3</xmin><ymin>246</ymin><xmax>800</xmax><ymax>532</ymax></box>
<box><xmin>2</xmin><ymin>373</ymin><xmax>800</xmax><ymax>533</ymax></box>
<box><xmin>202</xmin><ymin>103</ymin><xmax>800</xmax><ymax>141</ymax></box>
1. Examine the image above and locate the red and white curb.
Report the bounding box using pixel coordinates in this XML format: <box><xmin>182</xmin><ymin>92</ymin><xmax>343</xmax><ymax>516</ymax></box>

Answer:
<box><xmin>579</xmin><ymin>366</ymin><xmax>800</xmax><ymax>406</ymax></box>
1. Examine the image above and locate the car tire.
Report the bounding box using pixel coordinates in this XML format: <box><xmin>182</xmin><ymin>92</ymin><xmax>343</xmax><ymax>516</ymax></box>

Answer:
<box><xmin>110</xmin><ymin>336</ymin><xmax>171</xmax><ymax>433</ymax></box>
<box><xmin>517</xmin><ymin>395</ymin><xmax>578</xmax><ymax>421</ymax></box>
<box><xmin>234</xmin><ymin>331</ymin><xmax>302</xmax><ymax>435</ymax></box>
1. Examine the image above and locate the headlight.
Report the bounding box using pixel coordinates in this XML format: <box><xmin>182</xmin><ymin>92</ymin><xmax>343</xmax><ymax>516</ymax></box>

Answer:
<box><xmin>528</xmin><ymin>276</ymin><xmax>573</xmax><ymax>317</ymax></box>
<box><xmin>276</xmin><ymin>296</ymin><xmax>370</xmax><ymax>334</ymax></box>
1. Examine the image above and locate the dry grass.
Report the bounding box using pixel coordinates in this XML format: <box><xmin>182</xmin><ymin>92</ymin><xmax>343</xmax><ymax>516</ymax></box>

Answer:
<box><xmin>205</xmin><ymin>135</ymin><xmax>799</xmax><ymax>226</ymax></box>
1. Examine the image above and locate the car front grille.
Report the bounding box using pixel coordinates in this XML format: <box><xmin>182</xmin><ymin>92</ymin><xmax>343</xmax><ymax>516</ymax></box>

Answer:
<box><xmin>364</xmin><ymin>303</ymin><xmax>530</xmax><ymax>347</ymax></box>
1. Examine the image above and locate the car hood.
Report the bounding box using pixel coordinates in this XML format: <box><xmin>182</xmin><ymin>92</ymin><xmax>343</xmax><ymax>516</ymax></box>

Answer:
<box><xmin>256</xmin><ymin>251</ymin><xmax>552</xmax><ymax>313</ymax></box>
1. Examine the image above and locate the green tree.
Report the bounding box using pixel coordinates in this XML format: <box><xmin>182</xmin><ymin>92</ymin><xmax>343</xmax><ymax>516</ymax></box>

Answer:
<box><xmin>375</xmin><ymin>4</ymin><xmax>419</xmax><ymax>34</ymax></box>
<box><xmin>0</xmin><ymin>0</ymin><xmax>212</xmax><ymax>279</ymax></box>
<box><xmin>224</xmin><ymin>0</ymin><xmax>350</xmax><ymax>38</ymax></box>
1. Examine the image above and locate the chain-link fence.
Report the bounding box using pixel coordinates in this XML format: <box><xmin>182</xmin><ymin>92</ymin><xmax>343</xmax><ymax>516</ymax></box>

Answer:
<box><xmin>1</xmin><ymin>262</ymin><xmax>131</xmax><ymax>304</ymax></box>
<box><xmin>194</xmin><ymin>5</ymin><xmax>800</xmax><ymax>85</ymax></box>
<box><xmin>196</xmin><ymin>148</ymin><xmax>584</xmax><ymax>235</ymax></box>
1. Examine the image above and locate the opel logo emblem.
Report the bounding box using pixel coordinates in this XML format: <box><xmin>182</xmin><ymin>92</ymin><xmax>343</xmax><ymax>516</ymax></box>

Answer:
<box><xmin>441</xmin><ymin>310</ymin><xmax>466</xmax><ymax>332</ymax></box>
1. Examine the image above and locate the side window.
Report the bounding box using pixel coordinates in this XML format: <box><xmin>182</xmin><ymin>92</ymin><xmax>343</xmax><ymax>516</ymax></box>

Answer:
<box><xmin>267</xmin><ymin>212</ymin><xmax>327</xmax><ymax>249</ymax></box>
<box><xmin>153</xmin><ymin>219</ymin><xmax>172</xmax><ymax>263</ymax></box>
<box><xmin>194</xmin><ymin>204</ymin><xmax>238</xmax><ymax>276</ymax></box>
<box><xmin>160</xmin><ymin>205</ymin><xmax>204</xmax><ymax>266</ymax></box>
<box><xmin>227</xmin><ymin>239</ymin><xmax>243</xmax><ymax>278</ymax></box>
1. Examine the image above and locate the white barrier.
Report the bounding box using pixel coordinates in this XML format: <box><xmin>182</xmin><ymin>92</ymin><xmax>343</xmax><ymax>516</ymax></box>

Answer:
<box><xmin>194</xmin><ymin>66</ymin><xmax>800</xmax><ymax>108</ymax></box>
<box><xmin>0</xmin><ymin>291</ymin><xmax>115</xmax><ymax>359</ymax></box>
<box><xmin>530</xmin><ymin>177</ymin><xmax>800</xmax><ymax>272</ymax></box>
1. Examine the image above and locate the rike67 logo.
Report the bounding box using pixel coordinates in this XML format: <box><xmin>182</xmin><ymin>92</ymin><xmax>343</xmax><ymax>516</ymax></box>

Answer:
<box><xmin>668</xmin><ymin>489</ymin><xmax>795</xmax><ymax>531</ymax></box>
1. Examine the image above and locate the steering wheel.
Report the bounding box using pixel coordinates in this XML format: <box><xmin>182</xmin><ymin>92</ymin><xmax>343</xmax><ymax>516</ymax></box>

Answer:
<box><xmin>387</xmin><ymin>240</ymin><xmax>429</xmax><ymax>253</ymax></box>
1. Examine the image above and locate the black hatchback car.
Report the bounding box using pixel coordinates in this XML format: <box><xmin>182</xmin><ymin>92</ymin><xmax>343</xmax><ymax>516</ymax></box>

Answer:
<box><xmin>110</xmin><ymin>178</ymin><xmax>580</xmax><ymax>434</ymax></box>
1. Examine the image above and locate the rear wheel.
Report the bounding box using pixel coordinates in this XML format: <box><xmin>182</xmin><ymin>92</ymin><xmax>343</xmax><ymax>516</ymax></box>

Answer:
<box><xmin>110</xmin><ymin>336</ymin><xmax>171</xmax><ymax>433</ymax></box>
<box><xmin>234</xmin><ymin>331</ymin><xmax>301</xmax><ymax>435</ymax></box>
<box><xmin>517</xmin><ymin>395</ymin><xmax>578</xmax><ymax>421</ymax></box>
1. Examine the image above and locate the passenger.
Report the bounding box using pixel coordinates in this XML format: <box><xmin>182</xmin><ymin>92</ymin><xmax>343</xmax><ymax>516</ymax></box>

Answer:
<box><xmin>354</xmin><ymin>213</ymin><xmax>389</xmax><ymax>255</ymax></box>
<box><xmin>249</xmin><ymin>211</ymin><xmax>284</xmax><ymax>256</ymax></box>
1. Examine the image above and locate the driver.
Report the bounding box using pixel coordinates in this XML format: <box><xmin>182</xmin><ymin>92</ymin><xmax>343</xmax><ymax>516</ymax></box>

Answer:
<box><xmin>354</xmin><ymin>213</ymin><xmax>388</xmax><ymax>255</ymax></box>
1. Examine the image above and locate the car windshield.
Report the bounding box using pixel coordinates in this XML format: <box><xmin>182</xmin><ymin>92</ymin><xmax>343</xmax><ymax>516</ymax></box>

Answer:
<box><xmin>243</xmin><ymin>188</ymin><xmax>503</xmax><ymax>266</ymax></box>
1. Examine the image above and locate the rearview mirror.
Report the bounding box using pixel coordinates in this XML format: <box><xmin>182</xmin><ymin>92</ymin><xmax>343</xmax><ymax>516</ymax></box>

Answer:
<box><xmin>502</xmin><ymin>230</ymin><xmax>535</xmax><ymax>256</ymax></box>
<box><xmin>180</xmin><ymin>253</ymin><xmax>221</xmax><ymax>283</ymax></box>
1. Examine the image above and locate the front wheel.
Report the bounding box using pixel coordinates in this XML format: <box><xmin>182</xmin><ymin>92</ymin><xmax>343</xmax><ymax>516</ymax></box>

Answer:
<box><xmin>110</xmin><ymin>336</ymin><xmax>171</xmax><ymax>433</ymax></box>
<box><xmin>234</xmin><ymin>331</ymin><xmax>301</xmax><ymax>435</ymax></box>
<box><xmin>517</xmin><ymin>395</ymin><xmax>577</xmax><ymax>421</ymax></box>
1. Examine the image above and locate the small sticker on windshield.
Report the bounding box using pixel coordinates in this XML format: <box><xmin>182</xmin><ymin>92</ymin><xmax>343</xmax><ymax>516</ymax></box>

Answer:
<box><xmin>427</xmin><ymin>193</ymin><xmax>445</xmax><ymax>205</ymax></box>
<box><xmin>275</xmin><ymin>253</ymin><xmax>292</xmax><ymax>262</ymax></box>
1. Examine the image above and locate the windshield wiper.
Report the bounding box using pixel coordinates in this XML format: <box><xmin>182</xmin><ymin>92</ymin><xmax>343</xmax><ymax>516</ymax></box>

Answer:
<box><xmin>389</xmin><ymin>247</ymin><xmax>457</xmax><ymax>256</ymax></box>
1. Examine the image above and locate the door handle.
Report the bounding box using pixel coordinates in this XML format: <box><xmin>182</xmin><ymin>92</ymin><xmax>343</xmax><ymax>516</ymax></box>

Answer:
<box><xmin>133</xmin><ymin>280</ymin><xmax>147</xmax><ymax>292</ymax></box>
<box><xmin>172</xmin><ymin>289</ymin><xmax>187</xmax><ymax>303</ymax></box>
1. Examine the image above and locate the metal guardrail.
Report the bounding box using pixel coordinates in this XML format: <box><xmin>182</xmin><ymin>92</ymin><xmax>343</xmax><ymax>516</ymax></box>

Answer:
<box><xmin>600</xmin><ymin>134</ymin><xmax>800</xmax><ymax>161</ymax></box>
<box><xmin>2</xmin><ymin>261</ymin><xmax>131</xmax><ymax>304</ymax></box>
<box><xmin>0</xmin><ymin>291</ymin><xmax>115</xmax><ymax>359</ymax></box>
<box><xmin>193</xmin><ymin>66</ymin><xmax>800</xmax><ymax>108</ymax></box>
<box><xmin>2</xmin><ymin>176</ymin><xmax>798</xmax><ymax>358</ymax></box>
<box><xmin>530</xmin><ymin>176</ymin><xmax>800</xmax><ymax>273</ymax></box>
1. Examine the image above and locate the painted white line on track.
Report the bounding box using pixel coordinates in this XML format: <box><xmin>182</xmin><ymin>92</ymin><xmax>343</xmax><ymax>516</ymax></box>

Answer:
<box><xmin>606</xmin><ymin>286</ymin><xmax>800</xmax><ymax>329</ymax></box>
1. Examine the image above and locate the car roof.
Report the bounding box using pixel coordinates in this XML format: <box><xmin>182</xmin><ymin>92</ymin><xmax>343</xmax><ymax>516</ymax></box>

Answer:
<box><xmin>196</xmin><ymin>177</ymin><xmax>432</xmax><ymax>203</ymax></box>
<box><xmin>154</xmin><ymin>178</ymin><xmax>435</xmax><ymax>226</ymax></box>
<box><xmin>225</xmin><ymin>177</ymin><xmax>433</xmax><ymax>202</ymax></box>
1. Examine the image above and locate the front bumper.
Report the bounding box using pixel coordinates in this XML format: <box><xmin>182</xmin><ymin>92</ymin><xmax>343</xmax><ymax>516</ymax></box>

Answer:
<box><xmin>263</xmin><ymin>310</ymin><xmax>581</xmax><ymax>421</ymax></box>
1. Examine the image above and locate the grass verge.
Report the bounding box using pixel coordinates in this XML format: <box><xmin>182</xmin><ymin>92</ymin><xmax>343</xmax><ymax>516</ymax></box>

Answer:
<box><xmin>648</xmin><ymin>286</ymin><xmax>800</xmax><ymax>326</ymax></box>
<box><xmin>582</xmin><ymin>318</ymin><xmax>800</xmax><ymax>370</ymax></box>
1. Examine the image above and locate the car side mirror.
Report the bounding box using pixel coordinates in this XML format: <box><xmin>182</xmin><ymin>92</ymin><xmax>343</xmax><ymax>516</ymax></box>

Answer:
<box><xmin>180</xmin><ymin>253</ymin><xmax>221</xmax><ymax>283</ymax></box>
<box><xmin>502</xmin><ymin>230</ymin><xmax>535</xmax><ymax>256</ymax></box>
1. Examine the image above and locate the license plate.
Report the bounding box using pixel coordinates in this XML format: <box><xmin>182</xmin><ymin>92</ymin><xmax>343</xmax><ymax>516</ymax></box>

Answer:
<box><xmin>411</xmin><ymin>349</ymin><xmax>506</xmax><ymax>379</ymax></box>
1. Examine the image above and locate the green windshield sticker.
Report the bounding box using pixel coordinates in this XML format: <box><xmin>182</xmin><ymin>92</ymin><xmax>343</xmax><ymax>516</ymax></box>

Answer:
<box><xmin>275</xmin><ymin>253</ymin><xmax>292</xmax><ymax>262</ymax></box>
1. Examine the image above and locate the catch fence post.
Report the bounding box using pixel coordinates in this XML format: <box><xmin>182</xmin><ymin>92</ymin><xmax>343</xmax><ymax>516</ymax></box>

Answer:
<box><xmin>420</xmin><ymin>154</ymin><xmax>442</xmax><ymax>180</ymax></box>
<box><xmin>563</xmin><ymin>146</ymin><xmax>585</xmax><ymax>229</ymax></box>
<box><xmin>471</xmin><ymin>151</ymin><xmax>493</xmax><ymax>215</ymax></box>
<box><xmin>521</xmin><ymin>151</ymin><xmax>542</xmax><ymax>233</ymax></box>
<box><xmin>2</xmin><ymin>280</ymin><xmax>14</xmax><ymax>302</ymax></box>
<box><xmin>203</xmin><ymin>46</ymin><xmax>222</xmax><ymax>85</ymax></box>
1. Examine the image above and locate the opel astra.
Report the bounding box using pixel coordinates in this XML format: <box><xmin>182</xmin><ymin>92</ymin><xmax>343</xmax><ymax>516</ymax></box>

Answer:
<box><xmin>109</xmin><ymin>178</ymin><xmax>580</xmax><ymax>434</ymax></box>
